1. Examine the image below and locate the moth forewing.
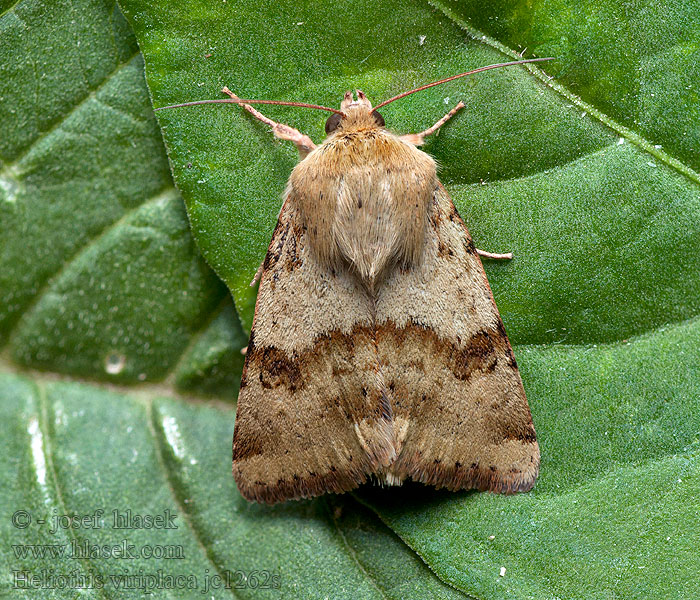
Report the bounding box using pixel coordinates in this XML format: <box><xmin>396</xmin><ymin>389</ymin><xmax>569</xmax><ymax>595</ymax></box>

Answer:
<box><xmin>377</xmin><ymin>183</ymin><xmax>539</xmax><ymax>493</ymax></box>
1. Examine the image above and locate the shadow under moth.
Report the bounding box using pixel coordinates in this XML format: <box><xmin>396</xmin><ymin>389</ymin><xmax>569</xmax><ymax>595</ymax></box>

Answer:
<box><xmin>160</xmin><ymin>57</ymin><xmax>551</xmax><ymax>504</ymax></box>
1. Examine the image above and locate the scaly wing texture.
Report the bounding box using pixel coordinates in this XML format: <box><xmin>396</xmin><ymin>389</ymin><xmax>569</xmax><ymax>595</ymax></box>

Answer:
<box><xmin>376</xmin><ymin>183</ymin><xmax>539</xmax><ymax>493</ymax></box>
<box><xmin>233</xmin><ymin>195</ymin><xmax>395</xmax><ymax>503</ymax></box>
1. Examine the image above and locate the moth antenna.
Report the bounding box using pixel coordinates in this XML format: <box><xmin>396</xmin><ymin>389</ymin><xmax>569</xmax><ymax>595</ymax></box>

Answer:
<box><xmin>373</xmin><ymin>57</ymin><xmax>555</xmax><ymax>110</ymax></box>
<box><xmin>155</xmin><ymin>98</ymin><xmax>345</xmax><ymax>116</ymax></box>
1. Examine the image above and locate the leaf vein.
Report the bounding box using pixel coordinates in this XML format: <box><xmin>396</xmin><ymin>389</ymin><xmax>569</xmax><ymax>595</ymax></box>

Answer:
<box><xmin>0</xmin><ymin>1</ymin><xmax>24</xmax><ymax>23</ymax></box>
<box><xmin>164</xmin><ymin>293</ymin><xmax>230</xmax><ymax>386</ymax></box>
<box><xmin>4</xmin><ymin>184</ymin><xmax>178</xmax><ymax>347</ymax></box>
<box><xmin>426</xmin><ymin>0</ymin><xmax>700</xmax><ymax>188</ymax></box>
<box><xmin>324</xmin><ymin>498</ymin><xmax>392</xmax><ymax>600</ymax></box>
<box><xmin>4</xmin><ymin>51</ymin><xmax>140</xmax><ymax>167</ymax></box>
<box><xmin>34</xmin><ymin>381</ymin><xmax>108</xmax><ymax>599</ymax></box>
<box><xmin>146</xmin><ymin>401</ymin><xmax>241</xmax><ymax>599</ymax></box>
<box><xmin>350</xmin><ymin>494</ymin><xmax>480</xmax><ymax>599</ymax></box>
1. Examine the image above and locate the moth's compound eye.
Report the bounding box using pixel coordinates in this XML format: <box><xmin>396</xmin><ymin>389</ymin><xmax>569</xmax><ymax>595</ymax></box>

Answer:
<box><xmin>372</xmin><ymin>110</ymin><xmax>385</xmax><ymax>127</ymax></box>
<box><xmin>325</xmin><ymin>113</ymin><xmax>343</xmax><ymax>134</ymax></box>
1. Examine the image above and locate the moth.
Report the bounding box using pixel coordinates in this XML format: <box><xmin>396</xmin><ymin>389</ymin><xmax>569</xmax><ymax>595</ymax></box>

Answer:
<box><xmin>160</xmin><ymin>58</ymin><xmax>551</xmax><ymax>504</ymax></box>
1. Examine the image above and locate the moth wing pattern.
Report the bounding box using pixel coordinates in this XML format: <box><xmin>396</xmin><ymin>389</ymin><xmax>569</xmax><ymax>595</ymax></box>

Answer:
<box><xmin>377</xmin><ymin>183</ymin><xmax>539</xmax><ymax>493</ymax></box>
<box><xmin>232</xmin><ymin>194</ymin><xmax>395</xmax><ymax>504</ymax></box>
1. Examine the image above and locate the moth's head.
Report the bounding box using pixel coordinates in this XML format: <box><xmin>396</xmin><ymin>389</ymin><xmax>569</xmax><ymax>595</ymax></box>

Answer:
<box><xmin>325</xmin><ymin>90</ymin><xmax>385</xmax><ymax>135</ymax></box>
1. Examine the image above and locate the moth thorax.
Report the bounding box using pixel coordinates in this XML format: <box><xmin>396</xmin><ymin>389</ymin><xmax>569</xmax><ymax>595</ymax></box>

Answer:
<box><xmin>291</xmin><ymin>131</ymin><xmax>437</xmax><ymax>283</ymax></box>
<box><xmin>331</xmin><ymin>168</ymin><xmax>430</xmax><ymax>282</ymax></box>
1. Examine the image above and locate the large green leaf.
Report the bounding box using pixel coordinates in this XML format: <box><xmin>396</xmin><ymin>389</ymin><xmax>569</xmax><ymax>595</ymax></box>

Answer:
<box><xmin>0</xmin><ymin>0</ymin><xmax>245</xmax><ymax>392</ymax></box>
<box><xmin>0</xmin><ymin>375</ymin><xmax>468</xmax><ymax>598</ymax></box>
<box><xmin>2</xmin><ymin>0</ymin><xmax>699</xmax><ymax>598</ymax></box>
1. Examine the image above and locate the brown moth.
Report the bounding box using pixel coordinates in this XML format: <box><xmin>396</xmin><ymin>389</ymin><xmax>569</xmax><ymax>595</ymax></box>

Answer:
<box><xmin>159</xmin><ymin>58</ymin><xmax>551</xmax><ymax>504</ymax></box>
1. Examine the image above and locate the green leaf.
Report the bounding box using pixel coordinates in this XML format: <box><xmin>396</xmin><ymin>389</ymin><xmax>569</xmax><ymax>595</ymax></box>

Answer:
<box><xmin>2</xmin><ymin>0</ymin><xmax>699</xmax><ymax>598</ymax></box>
<box><xmin>0</xmin><ymin>375</ymin><xmax>468</xmax><ymax>599</ymax></box>
<box><xmin>117</xmin><ymin>0</ymin><xmax>698</xmax><ymax>343</ymax></box>
<box><xmin>117</xmin><ymin>0</ymin><xmax>700</xmax><ymax>596</ymax></box>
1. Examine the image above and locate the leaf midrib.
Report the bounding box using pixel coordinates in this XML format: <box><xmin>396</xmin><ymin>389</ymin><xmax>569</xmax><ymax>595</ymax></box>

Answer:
<box><xmin>34</xmin><ymin>380</ymin><xmax>108</xmax><ymax>600</ymax></box>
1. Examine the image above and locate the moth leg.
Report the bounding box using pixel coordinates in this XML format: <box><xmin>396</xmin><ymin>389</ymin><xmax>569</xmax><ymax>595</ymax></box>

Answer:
<box><xmin>250</xmin><ymin>261</ymin><xmax>264</xmax><ymax>286</ymax></box>
<box><xmin>476</xmin><ymin>249</ymin><xmax>513</xmax><ymax>260</ymax></box>
<box><xmin>222</xmin><ymin>87</ymin><xmax>316</xmax><ymax>158</ymax></box>
<box><xmin>240</xmin><ymin>259</ymin><xmax>265</xmax><ymax>357</ymax></box>
<box><xmin>399</xmin><ymin>101</ymin><xmax>465</xmax><ymax>146</ymax></box>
